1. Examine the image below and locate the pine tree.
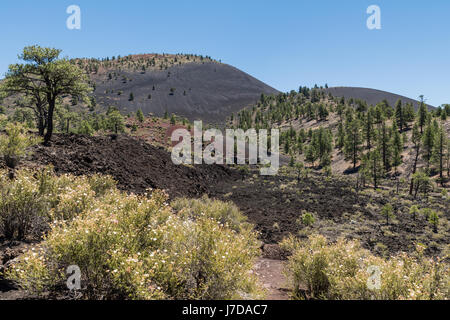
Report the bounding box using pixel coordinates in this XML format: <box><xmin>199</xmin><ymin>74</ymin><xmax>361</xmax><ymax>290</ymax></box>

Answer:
<box><xmin>336</xmin><ymin>121</ymin><xmax>345</xmax><ymax>150</ymax></box>
<box><xmin>362</xmin><ymin>147</ymin><xmax>383</xmax><ymax>189</ymax></box>
<box><xmin>391</xmin><ymin>123</ymin><xmax>403</xmax><ymax>175</ymax></box>
<box><xmin>311</xmin><ymin>127</ymin><xmax>332</xmax><ymax>167</ymax></box>
<box><xmin>432</xmin><ymin>125</ymin><xmax>447</xmax><ymax>186</ymax></box>
<box><xmin>380</xmin><ymin>204</ymin><xmax>394</xmax><ymax>225</ymax></box>
<box><xmin>409</xmin><ymin>124</ymin><xmax>422</xmax><ymax>195</ymax></box>
<box><xmin>378</xmin><ymin>117</ymin><xmax>391</xmax><ymax>173</ymax></box>
<box><xmin>364</xmin><ymin>107</ymin><xmax>375</xmax><ymax>150</ymax></box>
<box><xmin>136</xmin><ymin>109</ymin><xmax>144</xmax><ymax>123</ymax></box>
<box><xmin>394</xmin><ymin>99</ymin><xmax>404</xmax><ymax>132</ymax></box>
<box><xmin>344</xmin><ymin>119</ymin><xmax>362</xmax><ymax>169</ymax></box>
<box><xmin>422</xmin><ymin>124</ymin><xmax>435</xmax><ymax>171</ymax></box>
<box><xmin>305</xmin><ymin>144</ymin><xmax>317</xmax><ymax>167</ymax></box>
<box><xmin>418</xmin><ymin>97</ymin><xmax>428</xmax><ymax>134</ymax></box>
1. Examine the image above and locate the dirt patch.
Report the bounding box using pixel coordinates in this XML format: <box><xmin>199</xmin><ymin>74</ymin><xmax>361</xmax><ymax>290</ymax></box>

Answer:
<box><xmin>253</xmin><ymin>258</ymin><xmax>290</xmax><ymax>300</ymax></box>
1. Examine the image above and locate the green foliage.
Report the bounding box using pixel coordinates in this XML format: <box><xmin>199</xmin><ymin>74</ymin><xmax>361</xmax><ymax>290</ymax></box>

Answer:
<box><xmin>106</xmin><ymin>110</ymin><xmax>125</xmax><ymax>134</ymax></box>
<box><xmin>409</xmin><ymin>205</ymin><xmax>419</xmax><ymax>221</ymax></box>
<box><xmin>300</xmin><ymin>211</ymin><xmax>315</xmax><ymax>226</ymax></box>
<box><xmin>77</xmin><ymin>120</ymin><xmax>94</xmax><ymax>136</ymax></box>
<box><xmin>1</xmin><ymin>45</ymin><xmax>91</xmax><ymax>143</ymax></box>
<box><xmin>411</xmin><ymin>171</ymin><xmax>432</xmax><ymax>199</ymax></box>
<box><xmin>170</xmin><ymin>113</ymin><xmax>176</xmax><ymax>125</ymax></box>
<box><xmin>5</xmin><ymin>170</ymin><xmax>262</xmax><ymax>299</ymax></box>
<box><xmin>0</xmin><ymin>123</ymin><xmax>41</xmax><ymax>168</ymax></box>
<box><xmin>136</xmin><ymin>109</ymin><xmax>145</xmax><ymax>123</ymax></box>
<box><xmin>281</xmin><ymin>234</ymin><xmax>449</xmax><ymax>300</ymax></box>
<box><xmin>380</xmin><ymin>203</ymin><xmax>394</xmax><ymax>225</ymax></box>
<box><xmin>344</xmin><ymin>119</ymin><xmax>362</xmax><ymax>169</ymax></box>
<box><xmin>427</xmin><ymin>210</ymin><xmax>440</xmax><ymax>233</ymax></box>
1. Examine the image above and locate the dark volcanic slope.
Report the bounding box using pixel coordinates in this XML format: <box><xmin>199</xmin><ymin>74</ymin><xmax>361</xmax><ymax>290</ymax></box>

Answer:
<box><xmin>325</xmin><ymin>87</ymin><xmax>435</xmax><ymax>110</ymax></box>
<box><xmin>93</xmin><ymin>62</ymin><xmax>279</xmax><ymax>123</ymax></box>
<box><xmin>29</xmin><ymin>134</ymin><xmax>239</xmax><ymax>198</ymax></box>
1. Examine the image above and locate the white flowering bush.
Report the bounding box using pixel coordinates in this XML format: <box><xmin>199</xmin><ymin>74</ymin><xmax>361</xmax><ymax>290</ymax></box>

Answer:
<box><xmin>171</xmin><ymin>195</ymin><xmax>250</xmax><ymax>233</ymax></box>
<box><xmin>281</xmin><ymin>234</ymin><xmax>449</xmax><ymax>300</ymax></box>
<box><xmin>0</xmin><ymin>168</ymin><xmax>117</xmax><ymax>239</ymax></box>
<box><xmin>4</xmin><ymin>170</ymin><xmax>262</xmax><ymax>300</ymax></box>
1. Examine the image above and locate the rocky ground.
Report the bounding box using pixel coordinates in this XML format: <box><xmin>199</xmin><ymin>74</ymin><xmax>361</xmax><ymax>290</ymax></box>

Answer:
<box><xmin>1</xmin><ymin>134</ymin><xmax>448</xmax><ymax>300</ymax></box>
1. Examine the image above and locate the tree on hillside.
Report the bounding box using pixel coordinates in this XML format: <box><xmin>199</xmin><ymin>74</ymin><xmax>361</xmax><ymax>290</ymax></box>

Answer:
<box><xmin>311</xmin><ymin>127</ymin><xmax>333</xmax><ymax>167</ymax></box>
<box><xmin>418</xmin><ymin>96</ymin><xmax>428</xmax><ymax>134</ymax></box>
<box><xmin>344</xmin><ymin>119</ymin><xmax>362</xmax><ymax>169</ymax></box>
<box><xmin>391</xmin><ymin>123</ymin><xmax>403</xmax><ymax>175</ymax></box>
<box><xmin>107</xmin><ymin>110</ymin><xmax>125</xmax><ymax>134</ymax></box>
<box><xmin>362</xmin><ymin>147</ymin><xmax>383</xmax><ymax>189</ymax></box>
<box><xmin>422</xmin><ymin>124</ymin><xmax>435</xmax><ymax>171</ymax></box>
<box><xmin>0</xmin><ymin>45</ymin><xmax>91</xmax><ymax>144</ymax></box>
<box><xmin>432</xmin><ymin>125</ymin><xmax>448</xmax><ymax>186</ymax></box>
<box><xmin>136</xmin><ymin>109</ymin><xmax>145</xmax><ymax>123</ymax></box>
<box><xmin>394</xmin><ymin>99</ymin><xmax>405</xmax><ymax>132</ymax></box>
<box><xmin>0</xmin><ymin>123</ymin><xmax>41</xmax><ymax>179</ymax></box>
<box><xmin>336</xmin><ymin>121</ymin><xmax>345</xmax><ymax>150</ymax></box>
<box><xmin>363</xmin><ymin>107</ymin><xmax>375</xmax><ymax>150</ymax></box>
<box><xmin>411</xmin><ymin>171</ymin><xmax>431</xmax><ymax>199</ymax></box>
<box><xmin>409</xmin><ymin>124</ymin><xmax>422</xmax><ymax>195</ymax></box>
<box><xmin>380</xmin><ymin>203</ymin><xmax>394</xmax><ymax>225</ymax></box>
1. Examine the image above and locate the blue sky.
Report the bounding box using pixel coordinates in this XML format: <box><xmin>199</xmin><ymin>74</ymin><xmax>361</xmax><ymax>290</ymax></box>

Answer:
<box><xmin>1</xmin><ymin>0</ymin><xmax>449</xmax><ymax>106</ymax></box>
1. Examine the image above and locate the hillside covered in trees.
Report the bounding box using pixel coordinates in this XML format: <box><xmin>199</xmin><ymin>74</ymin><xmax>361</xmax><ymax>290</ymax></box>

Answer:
<box><xmin>232</xmin><ymin>87</ymin><xmax>450</xmax><ymax>192</ymax></box>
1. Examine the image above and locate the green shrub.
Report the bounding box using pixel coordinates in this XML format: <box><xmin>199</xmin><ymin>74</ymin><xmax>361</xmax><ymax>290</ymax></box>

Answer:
<box><xmin>0</xmin><ymin>171</ymin><xmax>47</xmax><ymax>239</ymax></box>
<box><xmin>281</xmin><ymin>234</ymin><xmax>449</xmax><ymax>300</ymax></box>
<box><xmin>300</xmin><ymin>211</ymin><xmax>315</xmax><ymax>226</ymax></box>
<box><xmin>0</xmin><ymin>122</ymin><xmax>41</xmax><ymax>169</ymax></box>
<box><xmin>77</xmin><ymin>120</ymin><xmax>94</xmax><ymax>136</ymax></box>
<box><xmin>6</xmin><ymin>175</ymin><xmax>262</xmax><ymax>300</ymax></box>
<box><xmin>0</xmin><ymin>168</ymin><xmax>117</xmax><ymax>240</ymax></box>
<box><xmin>171</xmin><ymin>195</ymin><xmax>250</xmax><ymax>233</ymax></box>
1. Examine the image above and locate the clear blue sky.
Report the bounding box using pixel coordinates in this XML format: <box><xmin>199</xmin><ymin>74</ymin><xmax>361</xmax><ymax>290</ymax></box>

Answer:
<box><xmin>1</xmin><ymin>0</ymin><xmax>449</xmax><ymax>106</ymax></box>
